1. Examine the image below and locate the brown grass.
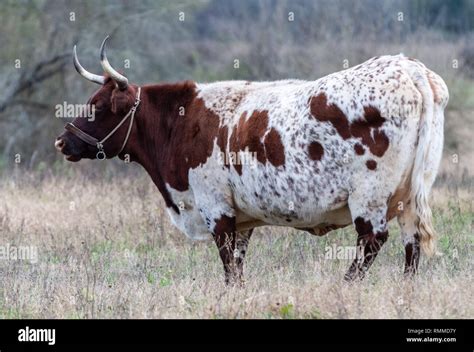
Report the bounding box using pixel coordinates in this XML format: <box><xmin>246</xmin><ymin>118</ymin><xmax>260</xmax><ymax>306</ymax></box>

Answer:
<box><xmin>0</xmin><ymin>170</ymin><xmax>472</xmax><ymax>319</ymax></box>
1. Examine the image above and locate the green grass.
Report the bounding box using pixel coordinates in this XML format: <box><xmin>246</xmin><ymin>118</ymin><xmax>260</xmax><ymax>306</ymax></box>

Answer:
<box><xmin>447</xmin><ymin>77</ymin><xmax>474</xmax><ymax>109</ymax></box>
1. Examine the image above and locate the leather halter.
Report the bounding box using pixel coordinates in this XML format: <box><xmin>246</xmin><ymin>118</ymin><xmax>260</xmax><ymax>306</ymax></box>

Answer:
<box><xmin>65</xmin><ymin>87</ymin><xmax>141</xmax><ymax>160</ymax></box>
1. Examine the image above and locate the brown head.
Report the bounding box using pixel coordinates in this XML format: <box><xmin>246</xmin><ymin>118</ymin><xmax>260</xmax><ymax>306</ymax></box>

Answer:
<box><xmin>55</xmin><ymin>36</ymin><xmax>141</xmax><ymax>162</ymax></box>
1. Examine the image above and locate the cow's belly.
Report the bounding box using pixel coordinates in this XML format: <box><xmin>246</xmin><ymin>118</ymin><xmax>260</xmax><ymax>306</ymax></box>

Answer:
<box><xmin>231</xmin><ymin>173</ymin><xmax>350</xmax><ymax>227</ymax></box>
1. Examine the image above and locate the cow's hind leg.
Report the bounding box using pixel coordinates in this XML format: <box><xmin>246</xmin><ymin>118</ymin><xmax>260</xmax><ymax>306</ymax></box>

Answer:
<box><xmin>397</xmin><ymin>204</ymin><xmax>421</xmax><ymax>275</ymax></box>
<box><xmin>344</xmin><ymin>198</ymin><xmax>389</xmax><ymax>281</ymax></box>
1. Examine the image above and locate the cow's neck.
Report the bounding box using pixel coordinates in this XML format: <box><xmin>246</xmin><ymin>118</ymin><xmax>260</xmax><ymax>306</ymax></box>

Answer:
<box><xmin>125</xmin><ymin>81</ymin><xmax>199</xmax><ymax>213</ymax></box>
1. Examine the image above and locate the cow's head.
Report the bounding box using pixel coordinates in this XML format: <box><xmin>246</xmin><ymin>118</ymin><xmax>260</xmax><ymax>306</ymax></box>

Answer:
<box><xmin>55</xmin><ymin>36</ymin><xmax>140</xmax><ymax>162</ymax></box>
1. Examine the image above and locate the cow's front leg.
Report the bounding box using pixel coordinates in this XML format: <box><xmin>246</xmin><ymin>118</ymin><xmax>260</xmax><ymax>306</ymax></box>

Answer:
<box><xmin>235</xmin><ymin>229</ymin><xmax>254</xmax><ymax>282</ymax></box>
<box><xmin>212</xmin><ymin>215</ymin><xmax>239</xmax><ymax>285</ymax></box>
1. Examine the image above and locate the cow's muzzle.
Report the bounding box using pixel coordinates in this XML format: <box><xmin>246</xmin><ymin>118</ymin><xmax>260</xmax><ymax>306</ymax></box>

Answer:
<box><xmin>55</xmin><ymin>137</ymin><xmax>82</xmax><ymax>162</ymax></box>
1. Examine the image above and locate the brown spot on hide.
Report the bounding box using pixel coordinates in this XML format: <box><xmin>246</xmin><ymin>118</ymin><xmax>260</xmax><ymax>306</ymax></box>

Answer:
<box><xmin>310</xmin><ymin>93</ymin><xmax>351</xmax><ymax>139</ymax></box>
<box><xmin>354</xmin><ymin>143</ymin><xmax>365</xmax><ymax>155</ymax></box>
<box><xmin>366</xmin><ymin>159</ymin><xmax>377</xmax><ymax>170</ymax></box>
<box><xmin>213</xmin><ymin>214</ymin><xmax>236</xmax><ymax>236</ymax></box>
<box><xmin>308</xmin><ymin>141</ymin><xmax>324</xmax><ymax>161</ymax></box>
<box><xmin>350</xmin><ymin>106</ymin><xmax>389</xmax><ymax>157</ymax></box>
<box><xmin>229</xmin><ymin>110</ymin><xmax>285</xmax><ymax>174</ymax></box>
<box><xmin>217</xmin><ymin>126</ymin><xmax>229</xmax><ymax>169</ymax></box>
<box><xmin>354</xmin><ymin>217</ymin><xmax>373</xmax><ymax>236</ymax></box>
<box><xmin>310</xmin><ymin>93</ymin><xmax>390</xmax><ymax>157</ymax></box>
<box><xmin>264</xmin><ymin>128</ymin><xmax>285</xmax><ymax>167</ymax></box>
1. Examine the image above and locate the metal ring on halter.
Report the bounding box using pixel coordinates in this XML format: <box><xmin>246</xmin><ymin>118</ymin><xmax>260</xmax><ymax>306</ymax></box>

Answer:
<box><xmin>96</xmin><ymin>150</ymin><xmax>106</xmax><ymax>160</ymax></box>
<box><xmin>96</xmin><ymin>142</ymin><xmax>106</xmax><ymax>160</ymax></box>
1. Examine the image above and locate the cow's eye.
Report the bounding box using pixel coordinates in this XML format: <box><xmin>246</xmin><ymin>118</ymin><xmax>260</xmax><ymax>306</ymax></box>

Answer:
<box><xmin>93</xmin><ymin>105</ymin><xmax>104</xmax><ymax>112</ymax></box>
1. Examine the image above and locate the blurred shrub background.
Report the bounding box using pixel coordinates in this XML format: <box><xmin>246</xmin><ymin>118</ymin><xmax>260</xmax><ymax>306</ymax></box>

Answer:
<box><xmin>0</xmin><ymin>0</ymin><xmax>472</xmax><ymax>180</ymax></box>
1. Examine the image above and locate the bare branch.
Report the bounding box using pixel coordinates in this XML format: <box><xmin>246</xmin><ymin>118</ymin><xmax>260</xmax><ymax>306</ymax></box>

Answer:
<box><xmin>0</xmin><ymin>53</ymin><xmax>69</xmax><ymax>113</ymax></box>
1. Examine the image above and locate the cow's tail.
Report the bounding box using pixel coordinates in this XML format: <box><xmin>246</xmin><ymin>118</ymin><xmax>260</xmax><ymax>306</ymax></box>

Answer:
<box><xmin>405</xmin><ymin>61</ymin><xmax>437</xmax><ymax>257</ymax></box>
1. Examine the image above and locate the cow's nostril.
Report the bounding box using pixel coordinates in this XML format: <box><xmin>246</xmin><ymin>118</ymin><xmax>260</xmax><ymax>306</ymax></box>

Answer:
<box><xmin>55</xmin><ymin>138</ymin><xmax>65</xmax><ymax>151</ymax></box>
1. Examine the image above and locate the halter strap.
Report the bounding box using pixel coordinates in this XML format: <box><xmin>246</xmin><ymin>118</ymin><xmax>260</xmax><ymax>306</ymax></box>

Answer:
<box><xmin>65</xmin><ymin>87</ymin><xmax>141</xmax><ymax>159</ymax></box>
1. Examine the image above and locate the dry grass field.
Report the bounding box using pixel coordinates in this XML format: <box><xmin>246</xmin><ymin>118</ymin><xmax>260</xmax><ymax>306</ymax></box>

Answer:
<box><xmin>0</xmin><ymin>164</ymin><xmax>472</xmax><ymax>319</ymax></box>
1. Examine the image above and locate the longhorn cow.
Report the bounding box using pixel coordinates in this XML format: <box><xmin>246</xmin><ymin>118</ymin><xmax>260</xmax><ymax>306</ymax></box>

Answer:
<box><xmin>55</xmin><ymin>37</ymin><xmax>448</xmax><ymax>284</ymax></box>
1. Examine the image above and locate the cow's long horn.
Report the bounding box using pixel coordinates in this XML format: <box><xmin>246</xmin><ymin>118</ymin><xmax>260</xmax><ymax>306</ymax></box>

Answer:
<box><xmin>99</xmin><ymin>36</ymin><xmax>128</xmax><ymax>90</ymax></box>
<box><xmin>73</xmin><ymin>45</ymin><xmax>105</xmax><ymax>85</ymax></box>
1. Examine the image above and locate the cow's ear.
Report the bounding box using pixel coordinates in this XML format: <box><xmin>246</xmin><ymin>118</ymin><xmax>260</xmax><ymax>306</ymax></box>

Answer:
<box><xmin>110</xmin><ymin>88</ymin><xmax>133</xmax><ymax>115</ymax></box>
